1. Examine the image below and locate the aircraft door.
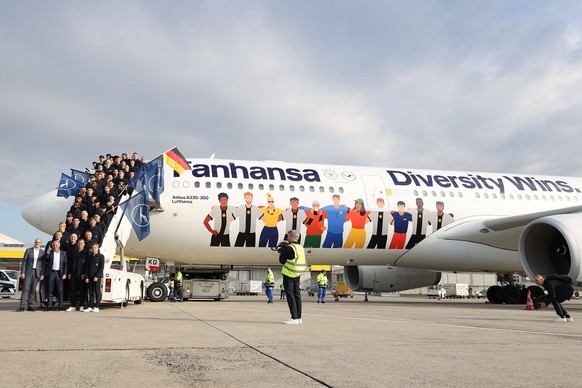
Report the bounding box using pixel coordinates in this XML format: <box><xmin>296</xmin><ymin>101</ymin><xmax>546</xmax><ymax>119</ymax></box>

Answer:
<box><xmin>361</xmin><ymin>174</ymin><xmax>388</xmax><ymax>209</ymax></box>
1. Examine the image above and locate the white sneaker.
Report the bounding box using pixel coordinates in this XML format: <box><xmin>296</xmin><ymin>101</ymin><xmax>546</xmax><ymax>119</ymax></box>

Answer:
<box><xmin>566</xmin><ymin>316</ymin><xmax>574</xmax><ymax>322</ymax></box>
<box><xmin>553</xmin><ymin>316</ymin><xmax>567</xmax><ymax>322</ymax></box>
<box><xmin>83</xmin><ymin>307</ymin><xmax>93</xmax><ymax>313</ymax></box>
<box><xmin>283</xmin><ymin>319</ymin><xmax>299</xmax><ymax>324</ymax></box>
<box><xmin>79</xmin><ymin>307</ymin><xmax>84</xmax><ymax>312</ymax></box>
<box><xmin>65</xmin><ymin>307</ymin><xmax>75</xmax><ymax>312</ymax></box>
<box><xmin>92</xmin><ymin>307</ymin><xmax>100</xmax><ymax>313</ymax></box>
<box><xmin>297</xmin><ymin>318</ymin><xmax>303</xmax><ymax>324</ymax></box>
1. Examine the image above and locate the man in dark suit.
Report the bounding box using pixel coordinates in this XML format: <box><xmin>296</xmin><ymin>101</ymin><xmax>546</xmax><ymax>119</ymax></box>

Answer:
<box><xmin>17</xmin><ymin>238</ymin><xmax>45</xmax><ymax>312</ymax></box>
<box><xmin>84</xmin><ymin>242</ymin><xmax>104</xmax><ymax>313</ymax></box>
<box><xmin>41</xmin><ymin>240</ymin><xmax>68</xmax><ymax>311</ymax></box>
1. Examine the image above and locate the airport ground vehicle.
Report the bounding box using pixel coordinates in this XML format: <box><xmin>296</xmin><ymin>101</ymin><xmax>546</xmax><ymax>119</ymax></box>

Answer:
<box><xmin>1</xmin><ymin>269</ymin><xmax>18</xmax><ymax>287</ymax></box>
<box><xmin>427</xmin><ymin>285</ymin><xmax>446</xmax><ymax>299</ymax></box>
<box><xmin>234</xmin><ymin>280</ymin><xmax>262</xmax><ymax>296</ymax></box>
<box><xmin>182</xmin><ymin>279</ymin><xmax>229</xmax><ymax>301</ymax></box>
<box><xmin>0</xmin><ymin>282</ymin><xmax>15</xmax><ymax>298</ymax></box>
<box><xmin>147</xmin><ymin>265</ymin><xmax>230</xmax><ymax>301</ymax></box>
<box><xmin>332</xmin><ymin>281</ymin><xmax>353</xmax><ymax>298</ymax></box>
<box><xmin>443</xmin><ymin>284</ymin><xmax>469</xmax><ymax>299</ymax></box>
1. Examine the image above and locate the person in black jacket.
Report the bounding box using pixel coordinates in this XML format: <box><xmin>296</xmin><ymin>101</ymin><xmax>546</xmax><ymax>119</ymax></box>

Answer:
<box><xmin>84</xmin><ymin>242</ymin><xmax>104</xmax><ymax>313</ymax></box>
<box><xmin>533</xmin><ymin>274</ymin><xmax>574</xmax><ymax>322</ymax></box>
<box><xmin>66</xmin><ymin>238</ymin><xmax>87</xmax><ymax>312</ymax></box>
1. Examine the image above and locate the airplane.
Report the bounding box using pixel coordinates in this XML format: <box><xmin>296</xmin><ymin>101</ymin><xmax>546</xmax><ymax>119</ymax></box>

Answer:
<box><xmin>21</xmin><ymin>148</ymin><xmax>582</xmax><ymax>304</ymax></box>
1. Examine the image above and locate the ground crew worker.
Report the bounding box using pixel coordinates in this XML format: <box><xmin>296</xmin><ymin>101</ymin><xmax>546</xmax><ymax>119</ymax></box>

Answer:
<box><xmin>278</xmin><ymin>230</ymin><xmax>307</xmax><ymax>324</ymax></box>
<box><xmin>317</xmin><ymin>269</ymin><xmax>328</xmax><ymax>303</ymax></box>
<box><xmin>168</xmin><ymin>277</ymin><xmax>174</xmax><ymax>302</ymax></box>
<box><xmin>533</xmin><ymin>274</ymin><xmax>574</xmax><ymax>322</ymax></box>
<box><xmin>174</xmin><ymin>268</ymin><xmax>183</xmax><ymax>302</ymax></box>
<box><xmin>265</xmin><ymin>268</ymin><xmax>275</xmax><ymax>303</ymax></box>
<box><xmin>280</xmin><ymin>282</ymin><xmax>285</xmax><ymax>300</ymax></box>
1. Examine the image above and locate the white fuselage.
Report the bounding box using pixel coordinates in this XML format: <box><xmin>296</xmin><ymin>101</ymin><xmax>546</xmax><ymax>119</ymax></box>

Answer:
<box><xmin>22</xmin><ymin>157</ymin><xmax>582</xmax><ymax>274</ymax></box>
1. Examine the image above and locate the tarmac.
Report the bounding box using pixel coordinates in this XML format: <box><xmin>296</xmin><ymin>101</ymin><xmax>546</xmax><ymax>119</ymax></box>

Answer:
<box><xmin>2</xmin><ymin>293</ymin><xmax>582</xmax><ymax>388</ymax></box>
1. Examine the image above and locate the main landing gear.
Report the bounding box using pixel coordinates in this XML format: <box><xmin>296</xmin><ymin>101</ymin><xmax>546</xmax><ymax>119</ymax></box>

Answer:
<box><xmin>486</xmin><ymin>273</ymin><xmax>544</xmax><ymax>304</ymax></box>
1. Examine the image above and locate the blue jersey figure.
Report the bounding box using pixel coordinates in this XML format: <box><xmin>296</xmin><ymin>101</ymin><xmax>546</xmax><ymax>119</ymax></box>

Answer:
<box><xmin>321</xmin><ymin>195</ymin><xmax>349</xmax><ymax>248</ymax></box>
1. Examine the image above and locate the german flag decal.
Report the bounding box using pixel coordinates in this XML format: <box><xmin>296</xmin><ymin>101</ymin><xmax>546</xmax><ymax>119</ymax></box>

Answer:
<box><xmin>163</xmin><ymin>147</ymin><xmax>190</xmax><ymax>174</ymax></box>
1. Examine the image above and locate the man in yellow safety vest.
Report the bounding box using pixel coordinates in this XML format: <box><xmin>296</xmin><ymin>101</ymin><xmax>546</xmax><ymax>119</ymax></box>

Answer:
<box><xmin>278</xmin><ymin>230</ymin><xmax>307</xmax><ymax>324</ymax></box>
<box><xmin>317</xmin><ymin>269</ymin><xmax>328</xmax><ymax>303</ymax></box>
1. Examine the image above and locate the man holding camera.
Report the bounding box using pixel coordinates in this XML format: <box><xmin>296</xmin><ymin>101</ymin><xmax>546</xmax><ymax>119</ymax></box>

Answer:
<box><xmin>277</xmin><ymin>230</ymin><xmax>307</xmax><ymax>324</ymax></box>
<box><xmin>533</xmin><ymin>274</ymin><xmax>574</xmax><ymax>322</ymax></box>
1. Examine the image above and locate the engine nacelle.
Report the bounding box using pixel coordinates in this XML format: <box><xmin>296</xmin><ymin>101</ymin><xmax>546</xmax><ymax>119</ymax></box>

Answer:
<box><xmin>519</xmin><ymin>214</ymin><xmax>582</xmax><ymax>283</ymax></box>
<box><xmin>345</xmin><ymin>265</ymin><xmax>441</xmax><ymax>293</ymax></box>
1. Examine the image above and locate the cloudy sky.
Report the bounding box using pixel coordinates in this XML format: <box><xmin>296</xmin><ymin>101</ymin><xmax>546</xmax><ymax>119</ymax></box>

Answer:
<box><xmin>2</xmin><ymin>1</ymin><xmax>582</xmax><ymax>243</ymax></box>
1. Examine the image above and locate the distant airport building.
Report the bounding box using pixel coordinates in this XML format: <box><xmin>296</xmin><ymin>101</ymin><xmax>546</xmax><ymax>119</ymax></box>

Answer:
<box><xmin>0</xmin><ymin>232</ymin><xmax>29</xmax><ymax>270</ymax></box>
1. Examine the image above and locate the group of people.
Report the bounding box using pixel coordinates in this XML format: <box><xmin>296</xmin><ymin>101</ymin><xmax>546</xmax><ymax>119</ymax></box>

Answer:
<box><xmin>17</xmin><ymin>152</ymin><xmax>143</xmax><ymax>313</ymax></box>
<box><xmin>18</xmin><ymin>237</ymin><xmax>105</xmax><ymax>312</ymax></box>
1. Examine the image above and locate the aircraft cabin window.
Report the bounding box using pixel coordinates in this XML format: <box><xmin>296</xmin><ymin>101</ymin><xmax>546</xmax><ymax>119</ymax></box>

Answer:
<box><xmin>413</xmin><ymin>190</ymin><xmax>419</xmax><ymax>196</ymax></box>
<box><xmin>289</xmin><ymin>185</ymin><xmax>295</xmax><ymax>192</ymax></box>
<box><xmin>183</xmin><ymin>181</ymin><xmax>190</xmax><ymax>188</ymax></box>
<box><xmin>279</xmin><ymin>185</ymin><xmax>285</xmax><ymax>191</ymax></box>
<box><xmin>205</xmin><ymin>182</ymin><xmax>211</xmax><ymax>188</ymax></box>
<box><xmin>339</xmin><ymin>187</ymin><xmax>344</xmax><ymax>193</ymax></box>
<box><xmin>299</xmin><ymin>186</ymin><xmax>305</xmax><ymax>192</ymax></box>
<box><xmin>422</xmin><ymin>190</ymin><xmax>428</xmax><ymax>197</ymax></box>
<box><xmin>440</xmin><ymin>191</ymin><xmax>445</xmax><ymax>197</ymax></box>
<box><xmin>431</xmin><ymin>191</ymin><xmax>437</xmax><ymax>197</ymax></box>
<box><xmin>216</xmin><ymin>182</ymin><xmax>222</xmax><ymax>189</ymax></box>
<box><xmin>319</xmin><ymin>186</ymin><xmax>325</xmax><ymax>193</ymax></box>
<box><xmin>541</xmin><ymin>195</ymin><xmax>547</xmax><ymax>201</ymax></box>
<box><xmin>172</xmin><ymin>181</ymin><xmax>179</xmax><ymax>189</ymax></box>
<box><xmin>227</xmin><ymin>183</ymin><xmax>233</xmax><ymax>189</ymax></box>
<box><xmin>259</xmin><ymin>184</ymin><xmax>264</xmax><ymax>190</ymax></box>
<box><xmin>248</xmin><ymin>183</ymin><xmax>254</xmax><ymax>190</ymax></box>
<box><xmin>475</xmin><ymin>193</ymin><xmax>481</xmax><ymax>199</ymax></box>
<box><xmin>483</xmin><ymin>193</ymin><xmax>489</xmax><ymax>199</ymax></box>
<box><xmin>492</xmin><ymin>193</ymin><xmax>498</xmax><ymax>199</ymax></box>
<box><xmin>458</xmin><ymin>192</ymin><xmax>463</xmax><ymax>198</ymax></box>
<box><xmin>329</xmin><ymin>187</ymin><xmax>335</xmax><ymax>193</ymax></box>
<box><xmin>269</xmin><ymin>184</ymin><xmax>274</xmax><ymax>191</ymax></box>
<box><xmin>237</xmin><ymin>183</ymin><xmax>243</xmax><ymax>190</ymax></box>
<box><xmin>533</xmin><ymin>195</ymin><xmax>539</xmax><ymax>201</ymax></box>
<box><xmin>508</xmin><ymin>194</ymin><xmax>514</xmax><ymax>200</ymax></box>
<box><xmin>309</xmin><ymin>186</ymin><xmax>315</xmax><ymax>192</ymax></box>
<box><xmin>449</xmin><ymin>191</ymin><xmax>454</xmax><ymax>197</ymax></box>
<box><xmin>517</xmin><ymin>194</ymin><xmax>522</xmax><ymax>200</ymax></box>
<box><xmin>194</xmin><ymin>181</ymin><xmax>200</xmax><ymax>188</ymax></box>
<box><xmin>549</xmin><ymin>195</ymin><xmax>555</xmax><ymax>201</ymax></box>
<box><xmin>525</xmin><ymin>194</ymin><xmax>531</xmax><ymax>200</ymax></box>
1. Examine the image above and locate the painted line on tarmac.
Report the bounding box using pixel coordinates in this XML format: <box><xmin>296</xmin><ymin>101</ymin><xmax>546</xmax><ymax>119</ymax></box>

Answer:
<box><xmin>171</xmin><ymin>304</ymin><xmax>333</xmax><ymax>387</ymax></box>
<box><xmin>217</xmin><ymin>306</ymin><xmax>582</xmax><ymax>339</ymax></box>
<box><xmin>306</xmin><ymin>311</ymin><xmax>582</xmax><ymax>339</ymax></box>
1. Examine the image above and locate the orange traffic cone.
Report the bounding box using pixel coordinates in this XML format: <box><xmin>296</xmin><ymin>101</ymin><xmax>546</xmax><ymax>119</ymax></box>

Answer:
<box><xmin>524</xmin><ymin>290</ymin><xmax>535</xmax><ymax>311</ymax></box>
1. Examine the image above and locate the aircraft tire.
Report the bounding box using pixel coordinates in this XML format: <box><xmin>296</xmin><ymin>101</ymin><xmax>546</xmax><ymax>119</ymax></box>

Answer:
<box><xmin>147</xmin><ymin>282</ymin><xmax>167</xmax><ymax>302</ymax></box>
<box><xmin>502</xmin><ymin>285</ymin><xmax>521</xmax><ymax>304</ymax></box>
<box><xmin>486</xmin><ymin>285</ymin><xmax>503</xmax><ymax>304</ymax></box>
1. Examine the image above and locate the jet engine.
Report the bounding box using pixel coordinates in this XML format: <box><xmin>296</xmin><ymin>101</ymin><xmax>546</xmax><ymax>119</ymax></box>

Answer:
<box><xmin>344</xmin><ymin>265</ymin><xmax>441</xmax><ymax>293</ymax></box>
<box><xmin>519</xmin><ymin>214</ymin><xmax>582</xmax><ymax>283</ymax></box>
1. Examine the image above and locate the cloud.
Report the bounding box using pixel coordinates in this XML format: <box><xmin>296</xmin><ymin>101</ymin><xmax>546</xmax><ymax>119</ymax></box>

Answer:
<box><xmin>3</xmin><ymin>1</ymin><xmax>582</xmax><ymax>242</ymax></box>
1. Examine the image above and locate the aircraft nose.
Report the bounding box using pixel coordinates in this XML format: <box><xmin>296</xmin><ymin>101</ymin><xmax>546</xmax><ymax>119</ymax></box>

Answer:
<box><xmin>21</xmin><ymin>196</ymin><xmax>42</xmax><ymax>230</ymax></box>
<box><xmin>21</xmin><ymin>190</ymin><xmax>72</xmax><ymax>234</ymax></box>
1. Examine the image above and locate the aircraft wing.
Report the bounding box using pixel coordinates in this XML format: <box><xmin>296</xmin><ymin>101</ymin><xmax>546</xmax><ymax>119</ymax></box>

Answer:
<box><xmin>426</xmin><ymin>204</ymin><xmax>582</xmax><ymax>251</ymax></box>
<box><xmin>394</xmin><ymin>204</ymin><xmax>582</xmax><ymax>272</ymax></box>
